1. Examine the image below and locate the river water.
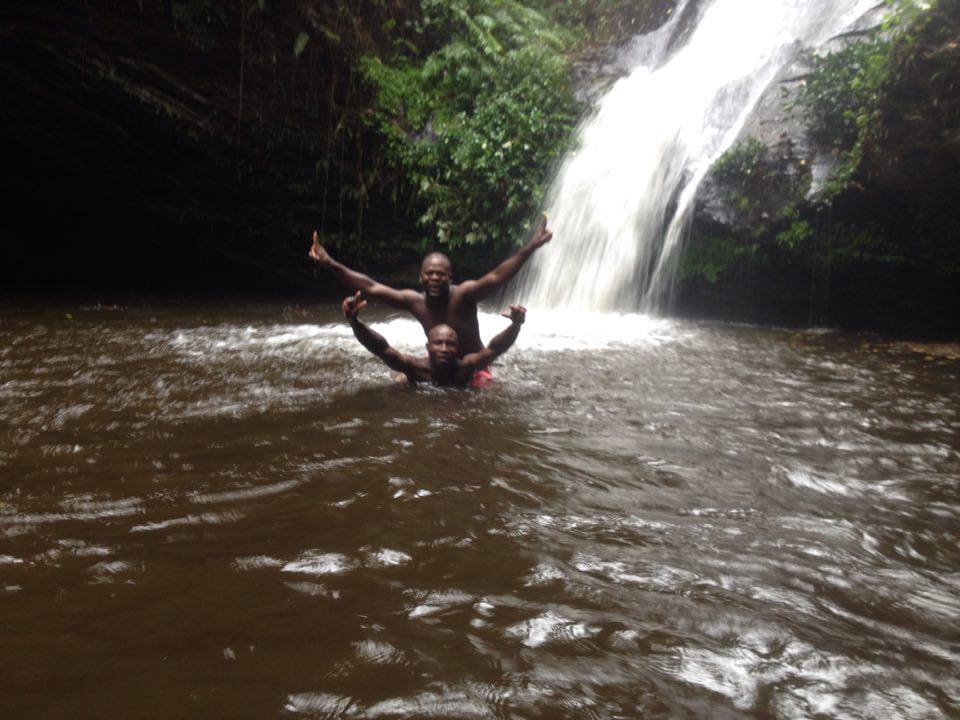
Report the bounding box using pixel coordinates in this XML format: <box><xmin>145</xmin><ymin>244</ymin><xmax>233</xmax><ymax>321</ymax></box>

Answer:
<box><xmin>1</xmin><ymin>302</ymin><xmax>958</xmax><ymax>719</ymax></box>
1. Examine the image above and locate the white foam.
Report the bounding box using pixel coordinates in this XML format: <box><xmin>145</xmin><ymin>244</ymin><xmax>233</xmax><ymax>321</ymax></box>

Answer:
<box><xmin>161</xmin><ymin>310</ymin><xmax>690</xmax><ymax>361</ymax></box>
<box><xmin>282</xmin><ymin>551</ymin><xmax>354</xmax><ymax>576</ymax></box>
<box><xmin>504</xmin><ymin>610</ymin><xmax>599</xmax><ymax>648</ymax></box>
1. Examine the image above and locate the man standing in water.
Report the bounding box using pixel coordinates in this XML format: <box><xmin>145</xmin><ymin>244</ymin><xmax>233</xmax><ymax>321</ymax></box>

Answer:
<box><xmin>308</xmin><ymin>215</ymin><xmax>551</xmax><ymax>362</ymax></box>
<box><xmin>342</xmin><ymin>291</ymin><xmax>526</xmax><ymax>387</ymax></box>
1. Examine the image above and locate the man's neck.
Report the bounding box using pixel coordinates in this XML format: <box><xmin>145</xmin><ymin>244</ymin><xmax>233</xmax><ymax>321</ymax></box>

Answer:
<box><xmin>428</xmin><ymin>362</ymin><xmax>458</xmax><ymax>386</ymax></box>
<box><xmin>424</xmin><ymin>290</ymin><xmax>451</xmax><ymax>310</ymax></box>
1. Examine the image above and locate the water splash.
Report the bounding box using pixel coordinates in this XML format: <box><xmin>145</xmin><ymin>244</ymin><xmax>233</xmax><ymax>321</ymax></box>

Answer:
<box><xmin>513</xmin><ymin>0</ymin><xmax>878</xmax><ymax>313</ymax></box>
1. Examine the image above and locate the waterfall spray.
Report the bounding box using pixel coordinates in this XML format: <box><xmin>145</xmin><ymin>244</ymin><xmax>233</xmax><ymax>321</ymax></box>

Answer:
<box><xmin>512</xmin><ymin>0</ymin><xmax>878</xmax><ymax>314</ymax></box>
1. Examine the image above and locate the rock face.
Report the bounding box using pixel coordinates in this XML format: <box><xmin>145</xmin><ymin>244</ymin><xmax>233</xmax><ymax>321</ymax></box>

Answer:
<box><xmin>567</xmin><ymin>0</ymin><xmax>690</xmax><ymax>102</ymax></box>
<box><xmin>0</xmin><ymin>0</ymin><xmax>414</xmax><ymax>293</ymax></box>
<box><xmin>695</xmin><ymin>4</ymin><xmax>887</xmax><ymax>228</ymax></box>
<box><xmin>677</xmin><ymin>1</ymin><xmax>960</xmax><ymax>335</ymax></box>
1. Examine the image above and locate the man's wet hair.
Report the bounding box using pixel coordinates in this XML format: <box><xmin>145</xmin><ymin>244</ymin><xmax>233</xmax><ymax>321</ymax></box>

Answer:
<box><xmin>420</xmin><ymin>252</ymin><xmax>452</xmax><ymax>273</ymax></box>
<box><xmin>426</xmin><ymin>323</ymin><xmax>458</xmax><ymax>342</ymax></box>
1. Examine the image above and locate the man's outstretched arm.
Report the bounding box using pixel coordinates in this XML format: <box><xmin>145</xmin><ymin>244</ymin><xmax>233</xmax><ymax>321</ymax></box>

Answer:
<box><xmin>462</xmin><ymin>305</ymin><xmax>526</xmax><ymax>370</ymax></box>
<box><xmin>342</xmin><ymin>292</ymin><xmax>419</xmax><ymax>375</ymax></box>
<box><xmin>311</xmin><ymin>231</ymin><xmax>418</xmax><ymax>310</ymax></box>
<box><xmin>459</xmin><ymin>215</ymin><xmax>552</xmax><ymax>301</ymax></box>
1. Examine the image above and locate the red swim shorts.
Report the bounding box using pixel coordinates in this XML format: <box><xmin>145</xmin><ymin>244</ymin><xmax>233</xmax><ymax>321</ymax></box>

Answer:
<box><xmin>469</xmin><ymin>367</ymin><xmax>494</xmax><ymax>388</ymax></box>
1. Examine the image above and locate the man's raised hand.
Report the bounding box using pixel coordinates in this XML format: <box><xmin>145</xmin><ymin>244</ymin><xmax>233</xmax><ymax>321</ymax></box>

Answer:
<box><xmin>529</xmin><ymin>213</ymin><xmax>553</xmax><ymax>250</ymax></box>
<box><xmin>309</xmin><ymin>230</ymin><xmax>333</xmax><ymax>265</ymax></box>
<box><xmin>501</xmin><ymin>304</ymin><xmax>526</xmax><ymax>324</ymax></box>
<box><xmin>342</xmin><ymin>291</ymin><xmax>367</xmax><ymax>320</ymax></box>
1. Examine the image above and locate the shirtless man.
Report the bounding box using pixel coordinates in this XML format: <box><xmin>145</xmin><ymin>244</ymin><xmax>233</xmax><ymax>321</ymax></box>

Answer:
<box><xmin>309</xmin><ymin>215</ymin><xmax>551</xmax><ymax>357</ymax></box>
<box><xmin>342</xmin><ymin>291</ymin><xmax>526</xmax><ymax>387</ymax></box>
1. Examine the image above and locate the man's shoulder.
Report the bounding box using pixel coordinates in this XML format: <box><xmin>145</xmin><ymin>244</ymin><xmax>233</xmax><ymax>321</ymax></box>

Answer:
<box><xmin>404</xmin><ymin>290</ymin><xmax>428</xmax><ymax>306</ymax></box>
<box><xmin>450</xmin><ymin>281</ymin><xmax>479</xmax><ymax>303</ymax></box>
<box><xmin>391</xmin><ymin>287</ymin><xmax>420</xmax><ymax>301</ymax></box>
<box><xmin>408</xmin><ymin>355</ymin><xmax>430</xmax><ymax>371</ymax></box>
<box><xmin>401</xmin><ymin>354</ymin><xmax>430</xmax><ymax>377</ymax></box>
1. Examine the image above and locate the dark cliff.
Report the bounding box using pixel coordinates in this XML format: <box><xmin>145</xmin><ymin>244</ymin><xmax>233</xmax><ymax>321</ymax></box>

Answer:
<box><xmin>1</xmin><ymin>1</ymin><xmax>423</xmax><ymax>294</ymax></box>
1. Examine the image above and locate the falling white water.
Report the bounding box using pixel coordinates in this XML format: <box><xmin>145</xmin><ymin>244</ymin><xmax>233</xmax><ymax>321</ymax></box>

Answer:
<box><xmin>513</xmin><ymin>0</ymin><xmax>879</xmax><ymax>314</ymax></box>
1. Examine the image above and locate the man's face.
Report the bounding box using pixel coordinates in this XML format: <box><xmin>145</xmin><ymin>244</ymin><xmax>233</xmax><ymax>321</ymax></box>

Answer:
<box><xmin>426</xmin><ymin>325</ymin><xmax>459</xmax><ymax>369</ymax></box>
<box><xmin>420</xmin><ymin>255</ymin><xmax>452</xmax><ymax>299</ymax></box>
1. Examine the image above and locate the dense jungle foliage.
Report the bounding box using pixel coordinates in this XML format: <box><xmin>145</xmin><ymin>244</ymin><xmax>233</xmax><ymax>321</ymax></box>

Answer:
<box><xmin>314</xmin><ymin>0</ymin><xmax>672</xmax><ymax>259</ymax></box>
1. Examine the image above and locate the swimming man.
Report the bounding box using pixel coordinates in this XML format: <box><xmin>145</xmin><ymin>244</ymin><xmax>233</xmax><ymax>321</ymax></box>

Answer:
<box><xmin>342</xmin><ymin>291</ymin><xmax>526</xmax><ymax>387</ymax></box>
<box><xmin>309</xmin><ymin>215</ymin><xmax>551</xmax><ymax>358</ymax></box>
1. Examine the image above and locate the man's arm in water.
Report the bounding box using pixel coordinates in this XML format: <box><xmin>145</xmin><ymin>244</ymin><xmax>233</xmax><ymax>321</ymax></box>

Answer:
<box><xmin>461</xmin><ymin>305</ymin><xmax>526</xmax><ymax>370</ymax></box>
<box><xmin>342</xmin><ymin>292</ymin><xmax>419</xmax><ymax>376</ymax></box>
<box><xmin>311</xmin><ymin>231</ymin><xmax>419</xmax><ymax>310</ymax></box>
<box><xmin>459</xmin><ymin>215</ymin><xmax>552</xmax><ymax>301</ymax></box>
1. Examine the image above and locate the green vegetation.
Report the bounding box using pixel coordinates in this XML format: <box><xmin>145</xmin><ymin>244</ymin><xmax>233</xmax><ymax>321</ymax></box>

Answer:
<box><xmin>360</xmin><ymin>1</ymin><xmax>581</xmax><ymax>252</ymax></box>
<box><xmin>712</xmin><ymin>137</ymin><xmax>766</xmax><ymax>180</ymax></box>
<box><xmin>679</xmin><ymin>234</ymin><xmax>759</xmax><ymax>284</ymax></box>
<box><xmin>357</xmin><ymin>1</ymin><xmax>673</xmax><ymax>255</ymax></box>
<box><xmin>791</xmin><ymin>0</ymin><xmax>930</xmax><ymax>194</ymax></box>
<box><xmin>710</xmin><ymin>137</ymin><xmax>771</xmax><ymax>225</ymax></box>
<box><xmin>167</xmin><ymin>0</ymin><xmax>671</xmax><ymax>267</ymax></box>
<box><xmin>708</xmin><ymin>136</ymin><xmax>811</xmax><ymax>232</ymax></box>
<box><xmin>357</xmin><ymin>1</ymin><xmax>666</xmax><ymax>255</ymax></box>
<box><xmin>775</xmin><ymin>215</ymin><xmax>813</xmax><ymax>253</ymax></box>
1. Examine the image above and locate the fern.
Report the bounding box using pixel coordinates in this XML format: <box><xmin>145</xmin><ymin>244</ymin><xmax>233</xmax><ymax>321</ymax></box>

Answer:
<box><xmin>452</xmin><ymin>4</ymin><xmax>504</xmax><ymax>56</ymax></box>
<box><xmin>501</xmin><ymin>0</ymin><xmax>547</xmax><ymax>26</ymax></box>
<box><xmin>361</xmin><ymin>0</ymin><xmax>583</xmax><ymax>251</ymax></box>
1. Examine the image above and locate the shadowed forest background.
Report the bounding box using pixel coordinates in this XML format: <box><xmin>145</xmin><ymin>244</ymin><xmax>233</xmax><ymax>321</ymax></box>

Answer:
<box><xmin>2</xmin><ymin>0</ymin><xmax>959</xmax><ymax>334</ymax></box>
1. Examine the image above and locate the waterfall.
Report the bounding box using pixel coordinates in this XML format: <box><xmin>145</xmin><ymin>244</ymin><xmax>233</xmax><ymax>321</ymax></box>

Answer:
<box><xmin>513</xmin><ymin>0</ymin><xmax>879</xmax><ymax>314</ymax></box>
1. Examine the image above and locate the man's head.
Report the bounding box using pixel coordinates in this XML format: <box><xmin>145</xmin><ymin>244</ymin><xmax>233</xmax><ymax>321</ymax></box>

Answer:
<box><xmin>420</xmin><ymin>252</ymin><xmax>452</xmax><ymax>300</ymax></box>
<box><xmin>426</xmin><ymin>323</ymin><xmax>459</xmax><ymax>371</ymax></box>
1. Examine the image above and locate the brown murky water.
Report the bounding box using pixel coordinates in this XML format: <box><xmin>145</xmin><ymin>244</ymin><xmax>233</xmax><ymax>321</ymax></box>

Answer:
<box><xmin>1</xmin><ymin>302</ymin><xmax>958</xmax><ymax>719</ymax></box>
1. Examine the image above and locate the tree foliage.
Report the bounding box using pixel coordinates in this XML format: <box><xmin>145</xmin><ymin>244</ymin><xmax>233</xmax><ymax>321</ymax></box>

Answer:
<box><xmin>160</xmin><ymin>0</ymin><xmax>672</xmax><ymax>265</ymax></box>
<box><xmin>361</xmin><ymin>0</ymin><xmax>582</xmax><ymax>253</ymax></box>
<box><xmin>792</xmin><ymin>0</ymin><xmax>930</xmax><ymax>189</ymax></box>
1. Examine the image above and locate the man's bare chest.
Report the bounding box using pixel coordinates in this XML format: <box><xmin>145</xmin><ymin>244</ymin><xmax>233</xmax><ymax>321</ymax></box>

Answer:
<box><xmin>412</xmin><ymin>297</ymin><xmax>473</xmax><ymax>330</ymax></box>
